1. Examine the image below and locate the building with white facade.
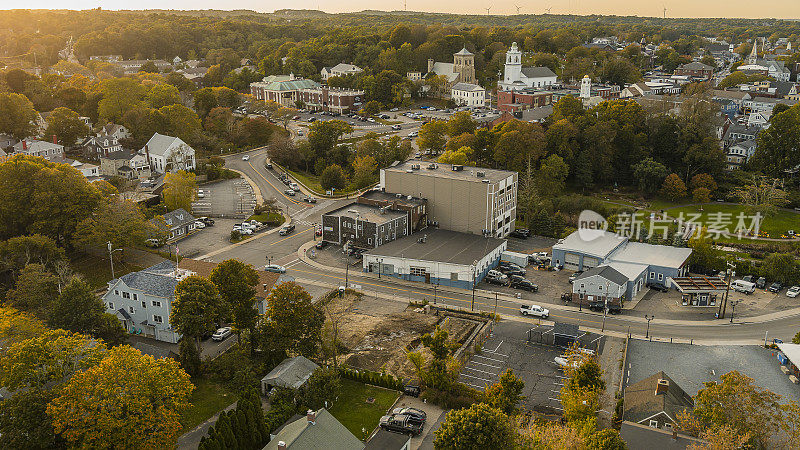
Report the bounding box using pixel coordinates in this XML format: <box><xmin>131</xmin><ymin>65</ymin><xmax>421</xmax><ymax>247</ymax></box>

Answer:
<box><xmin>141</xmin><ymin>133</ymin><xmax>196</xmax><ymax>173</ymax></box>
<box><xmin>321</xmin><ymin>63</ymin><xmax>363</xmax><ymax>81</ymax></box>
<box><xmin>451</xmin><ymin>83</ymin><xmax>486</xmax><ymax>107</ymax></box>
<box><xmin>498</xmin><ymin>42</ymin><xmax>558</xmax><ymax>91</ymax></box>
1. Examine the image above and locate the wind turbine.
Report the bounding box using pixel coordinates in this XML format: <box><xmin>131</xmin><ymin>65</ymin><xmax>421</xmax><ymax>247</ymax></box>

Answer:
<box><xmin>662</xmin><ymin>5</ymin><xmax>667</xmax><ymax>19</ymax></box>
<box><xmin>514</xmin><ymin>4</ymin><xmax>522</xmax><ymax>14</ymax></box>
<box><xmin>485</xmin><ymin>6</ymin><xmax>491</xmax><ymax>16</ymax></box>
<box><xmin>545</xmin><ymin>7</ymin><xmax>552</xmax><ymax>14</ymax></box>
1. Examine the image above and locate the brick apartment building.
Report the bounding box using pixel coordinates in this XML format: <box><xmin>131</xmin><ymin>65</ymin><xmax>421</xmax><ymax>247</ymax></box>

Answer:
<box><xmin>674</xmin><ymin>62</ymin><xmax>714</xmax><ymax>81</ymax></box>
<box><xmin>497</xmin><ymin>90</ymin><xmax>554</xmax><ymax>113</ymax></box>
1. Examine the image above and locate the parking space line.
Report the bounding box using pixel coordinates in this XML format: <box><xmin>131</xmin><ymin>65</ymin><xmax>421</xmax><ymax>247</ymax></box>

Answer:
<box><xmin>483</xmin><ymin>351</ymin><xmax>508</xmax><ymax>358</ymax></box>
<box><xmin>463</xmin><ymin>382</ymin><xmax>486</xmax><ymax>390</ymax></box>
<box><xmin>469</xmin><ymin>361</ymin><xmax>501</xmax><ymax>369</ymax></box>
<box><xmin>475</xmin><ymin>355</ymin><xmax>505</xmax><ymax>363</ymax></box>
<box><xmin>490</xmin><ymin>340</ymin><xmax>504</xmax><ymax>352</ymax></box>
<box><xmin>460</xmin><ymin>373</ymin><xmax>493</xmax><ymax>383</ymax></box>
<box><xmin>463</xmin><ymin>366</ymin><xmax>498</xmax><ymax>376</ymax></box>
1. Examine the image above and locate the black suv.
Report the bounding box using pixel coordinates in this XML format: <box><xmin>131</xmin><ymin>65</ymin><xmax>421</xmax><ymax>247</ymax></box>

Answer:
<box><xmin>499</xmin><ymin>266</ymin><xmax>526</xmax><ymax>277</ymax></box>
<box><xmin>509</xmin><ymin>230</ymin><xmax>529</xmax><ymax>239</ymax></box>
<box><xmin>647</xmin><ymin>282</ymin><xmax>669</xmax><ymax>293</ymax></box>
<box><xmin>769</xmin><ymin>282</ymin><xmax>783</xmax><ymax>293</ymax></box>
<box><xmin>511</xmin><ymin>279</ymin><xmax>539</xmax><ymax>292</ymax></box>
<box><xmin>379</xmin><ymin>414</ymin><xmax>423</xmax><ymax>435</ymax></box>
<box><xmin>392</xmin><ymin>407</ymin><xmax>426</xmax><ymax>424</ymax></box>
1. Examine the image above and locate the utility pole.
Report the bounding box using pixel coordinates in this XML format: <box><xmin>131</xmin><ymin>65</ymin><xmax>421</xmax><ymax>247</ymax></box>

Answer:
<box><xmin>718</xmin><ymin>261</ymin><xmax>734</xmax><ymax>319</ymax></box>
<box><xmin>470</xmin><ymin>260</ymin><xmax>478</xmax><ymax>311</ymax></box>
<box><xmin>602</xmin><ymin>281</ymin><xmax>610</xmax><ymax>331</ymax></box>
<box><xmin>493</xmin><ymin>291</ymin><xmax>499</xmax><ymax>319</ymax></box>
<box><xmin>107</xmin><ymin>241</ymin><xmax>123</xmax><ymax>280</ymax></box>
<box><xmin>645</xmin><ymin>314</ymin><xmax>655</xmax><ymax>338</ymax></box>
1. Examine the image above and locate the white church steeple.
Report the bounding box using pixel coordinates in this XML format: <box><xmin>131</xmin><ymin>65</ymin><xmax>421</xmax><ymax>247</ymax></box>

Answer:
<box><xmin>502</xmin><ymin>42</ymin><xmax>522</xmax><ymax>89</ymax></box>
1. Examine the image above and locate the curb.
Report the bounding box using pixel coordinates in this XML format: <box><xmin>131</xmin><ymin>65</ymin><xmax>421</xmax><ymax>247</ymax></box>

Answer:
<box><xmin>295</xmin><ymin>241</ymin><xmax>800</xmax><ymax>328</ymax></box>
<box><xmin>227</xmin><ymin>168</ymin><xmax>264</xmax><ymax>204</ymax></box>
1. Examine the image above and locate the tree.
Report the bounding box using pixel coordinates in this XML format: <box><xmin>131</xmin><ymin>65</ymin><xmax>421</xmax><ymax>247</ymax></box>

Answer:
<box><xmin>0</xmin><ymin>388</ymin><xmax>63</xmax><ymax>449</ymax></box>
<box><xmin>0</xmin><ymin>234</ymin><xmax>64</xmax><ymax>274</ymax></box>
<box><xmin>416</xmin><ymin>326</ymin><xmax>458</xmax><ymax>390</ymax></box>
<box><xmin>0</xmin><ymin>329</ymin><xmax>106</xmax><ymax>391</ymax></box>
<box><xmin>171</xmin><ymin>276</ymin><xmax>223</xmax><ymax>359</ymax></box>
<box><xmin>44</xmin><ymin>107</ymin><xmax>91</xmax><ymax>147</ymax></box>
<box><xmin>417</xmin><ymin>120</ymin><xmax>447</xmax><ymax>155</ymax></box>
<box><xmin>485</xmin><ymin>369</ymin><xmax>525</xmax><ymax>415</ymax></box>
<box><xmin>95</xmin><ymin>312</ymin><xmax>127</xmax><ymax>347</ymax></box>
<box><xmin>438</xmin><ymin>146</ymin><xmax>473</xmax><ymax>165</ymax></box>
<box><xmin>733</xmin><ymin>176</ymin><xmax>787</xmax><ymax>216</ymax></box>
<box><xmin>632</xmin><ymin>157</ymin><xmax>669</xmax><ymax>195</ymax></box>
<box><xmin>693</xmin><ymin>187</ymin><xmax>711</xmax><ymax>203</ymax></box>
<box><xmin>193</xmin><ymin>87</ymin><xmax>219</xmax><ymax>119</ymax></box>
<box><xmin>147</xmin><ymin>83</ymin><xmax>181</xmax><ymax>108</ymax></box>
<box><xmin>242</xmin><ymin>116</ymin><xmax>274</xmax><ymax>146</ymax></box>
<box><xmin>567</xmin><ymin>358</ymin><xmax>605</xmax><ymax>392</ymax></box>
<box><xmin>139</xmin><ymin>61</ymin><xmax>159</xmax><ymax>73</ymax></box>
<box><xmin>447</xmin><ymin>111</ymin><xmax>476</xmax><ymax>137</ymax></box>
<box><xmin>320</xmin><ymin>164</ymin><xmax>347</xmax><ymax>191</ymax></box>
<box><xmin>307</xmin><ymin>119</ymin><xmax>352</xmax><ymax>156</ymax></box>
<box><xmin>163</xmin><ymin>170</ymin><xmax>198</xmax><ymax>211</ymax></box>
<box><xmin>302</xmin><ymin>367</ymin><xmax>341</xmax><ymax>410</ymax></box>
<box><xmin>434</xmin><ymin>403</ymin><xmax>516</xmax><ymax>449</ymax></box>
<box><xmin>75</xmin><ymin>198</ymin><xmax>153</xmax><ymax>251</ymax></box>
<box><xmin>679</xmin><ymin>371</ymin><xmax>787</xmax><ymax>449</ymax></box>
<box><xmin>272</xmin><ymin>107</ymin><xmax>297</xmax><ymax>130</ymax></box>
<box><xmin>586</xmin><ymin>428</ymin><xmax>627</xmax><ymax>449</ymax></box>
<box><xmin>49</xmin><ymin>276</ymin><xmax>106</xmax><ymax>335</ymax></box>
<box><xmin>535</xmin><ymin>154</ymin><xmax>569</xmax><ymax>197</ymax></box>
<box><xmin>6</xmin><ymin>263</ymin><xmax>59</xmax><ymax>317</ymax></box>
<box><xmin>661</xmin><ymin>173</ymin><xmax>687</xmax><ymax>201</ymax></box>
<box><xmin>209</xmin><ymin>259</ymin><xmax>259</xmax><ymax>347</ymax></box>
<box><xmin>362</xmin><ymin>100</ymin><xmax>381</xmax><ymax>116</ymax></box>
<box><xmin>160</xmin><ymin>104</ymin><xmax>201</xmax><ymax>142</ymax></box>
<box><xmin>46</xmin><ymin>345</ymin><xmax>193</xmax><ymax>449</ymax></box>
<box><xmin>258</xmin><ymin>282</ymin><xmax>325</xmax><ymax>358</ymax></box>
<box><xmin>690</xmin><ymin>173</ymin><xmax>717</xmax><ymax>193</ymax></box>
<box><xmin>98</xmin><ymin>77</ymin><xmax>146</xmax><ymax>123</ymax></box>
<box><xmin>761</xmin><ymin>254</ymin><xmax>799</xmax><ymax>286</ymax></box>
<box><xmin>352</xmin><ymin>155</ymin><xmax>377</xmax><ymax>188</ymax></box>
<box><xmin>179</xmin><ymin>337</ymin><xmax>202</xmax><ymax>377</ymax></box>
<box><xmin>0</xmin><ymin>306</ymin><xmax>46</xmax><ymax>345</ymax></box>
<box><xmin>0</xmin><ymin>92</ymin><xmax>38</xmax><ymax>140</ymax></box>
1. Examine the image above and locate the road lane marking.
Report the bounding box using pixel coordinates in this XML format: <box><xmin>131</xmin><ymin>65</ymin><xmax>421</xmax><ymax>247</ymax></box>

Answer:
<box><xmin>269</xmin><ymin>228</ymin><xmax>313</xmax><ymax>246</ymax></box>
<box><xmin>247</xmin><ymin>160</ymin><xmax>310</xmax><ymax>207</ymax></box>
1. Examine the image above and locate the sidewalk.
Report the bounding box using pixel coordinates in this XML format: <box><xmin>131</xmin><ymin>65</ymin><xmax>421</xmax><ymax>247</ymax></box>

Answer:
<box><xmin>296</xmin><ymin>240</ymin><xmax>800</xmax><ymax>330</ymax></box>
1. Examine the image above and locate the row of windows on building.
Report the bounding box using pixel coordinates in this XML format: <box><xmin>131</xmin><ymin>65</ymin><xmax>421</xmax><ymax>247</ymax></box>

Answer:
<box><xmin>107</xmin><ymin>300</ymin><xmax>164</xmax><ymax>323</ymax></box>
<box><xmin>409</xmin><ymin>266</ymin><xmax>465</xmax><ymax>281</ymax></box>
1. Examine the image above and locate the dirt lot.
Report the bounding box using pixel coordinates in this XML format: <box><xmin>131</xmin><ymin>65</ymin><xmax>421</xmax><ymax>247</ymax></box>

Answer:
<box><xmin>324</xmin><ymin>292</ymin><xmax>480</xmax><ymax>380</ymax></box>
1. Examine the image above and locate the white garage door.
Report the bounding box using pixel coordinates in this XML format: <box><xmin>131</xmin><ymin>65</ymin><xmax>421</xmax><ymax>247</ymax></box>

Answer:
<box><xmin>564</xmin><ymin>252</ymin><xmax>580</xmax><ymax>270</ymax></box>
<box><xmin>583</xmin><ymin>257</ymin><xmax>600</xmax><ymax>269</ymax></box>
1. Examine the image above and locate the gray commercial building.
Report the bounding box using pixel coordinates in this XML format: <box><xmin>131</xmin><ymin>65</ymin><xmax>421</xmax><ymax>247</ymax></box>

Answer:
<box><xmin>380</xmin><ymin>160</ymin><xmax>518</xmax><ymax>238</ymax></box>
<box><xmin>322</xmin><ymin>203</ymin><xmax>408</xmax><ymax>249</ymax></box>
<box><xmin>362</xmin><ymin>228</ymin><xmax>507</xmax><ymax>289</ymax></box>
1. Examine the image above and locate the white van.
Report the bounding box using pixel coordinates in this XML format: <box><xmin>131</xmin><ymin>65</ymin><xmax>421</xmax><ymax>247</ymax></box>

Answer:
<box><xmin>731</xmin><ymin>280</ymin><xmax>756</xmax><ymax>294</ymax></box>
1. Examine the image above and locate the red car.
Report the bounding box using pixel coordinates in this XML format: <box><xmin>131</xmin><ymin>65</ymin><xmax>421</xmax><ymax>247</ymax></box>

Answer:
<box><xmin>315</xmin><ymin>225</ymin><xmax>322</xmax><ymax>236</ymax></box>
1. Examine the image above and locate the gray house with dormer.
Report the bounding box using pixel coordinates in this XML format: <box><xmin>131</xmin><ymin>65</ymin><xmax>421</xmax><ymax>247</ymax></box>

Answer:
<box><xmin>103</xmin><ymin>261</ymin><xmax>186</xmax><ymax>343</ymax></box>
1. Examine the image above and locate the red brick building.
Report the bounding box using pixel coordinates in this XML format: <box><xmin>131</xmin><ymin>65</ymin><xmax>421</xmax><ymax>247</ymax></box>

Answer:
<box><xmin>497</xmin><ymin>90</ymin><xmax>554</xmax><ymax>113</ymax></box>
<box><xmin>674</xmin><ymin>62</ymin><xmax>714</xmax><ymax>81</ymax></box>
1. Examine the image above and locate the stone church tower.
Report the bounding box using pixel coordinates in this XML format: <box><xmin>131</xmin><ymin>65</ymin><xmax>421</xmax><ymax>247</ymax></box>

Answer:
<box><xmin>453</xmin><ymin>47</ymin><xmax>475</xmax><ymax>84</ymax></box>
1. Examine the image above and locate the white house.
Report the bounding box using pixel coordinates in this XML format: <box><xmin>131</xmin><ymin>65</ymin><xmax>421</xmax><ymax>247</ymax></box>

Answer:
<box><xmin>727</xmin><ymin>139</ymin><xmax>758</xmax><ymax>169</ymax></box>
<box><xmin>451</xmin><ymin>83</ymin><xmax>486</xmax><ymax>107</ymax></box>
<box><xmin>141</xmin><ymin>133</ymin><xmax>196</xmax><ymax>173</ymax></box>
<box><xmin>12</xmin><ymin>139</ymin><xmax>64</xmax><ymax>160</ymax></box>
<box><xmin>321</xmin><ymin>63</ymin><xmax>363</xmax><ymax>81</ymax></box>
<box><xmin>498</xmin><ymin>42</ymin><xmax>558</xmax><ymax>91</ymax></box>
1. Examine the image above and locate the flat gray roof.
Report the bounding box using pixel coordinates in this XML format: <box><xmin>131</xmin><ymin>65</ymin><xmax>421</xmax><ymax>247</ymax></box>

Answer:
<box><xmin>385</xmin><ymin>160</ymin><xmax>515</xmax><ymax>184</ymax></box>
<box><xmin>359</xmin><ymin>190</ymin><xmax>426</xmax><ymax>206</ymax></box>
<box><xmin>325</xmin><ymin>202</ymin><xmax>406</xmax><ymax>224</ymax></box>
<box><xmin>553</xmin><ymin>230</ymin><xmax>627</xmax><ymax>259</ymax></box>
<box><xmin>610</xmin><ymin>242</ymin><xmax>692</xmax><ymax>269</ymax></box>
<box><xmin>364</xmin><ymin>228</ymin><xmax>505</xmax><ymax>266</ymax></box>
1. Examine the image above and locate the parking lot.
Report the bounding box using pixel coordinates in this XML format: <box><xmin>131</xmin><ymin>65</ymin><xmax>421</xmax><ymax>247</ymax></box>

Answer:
<box><xmin>164</xmin><ymin>218</ymin><xmax>241</xmax><ymax>259</ymax></box>
<box><xmin>191</xmin><ymin>179</ymin><xmax>256</xmax><ymax>219</ymax></box>
<box><xmin>458</xmin><ymin>320</ymin><xmax>600</xmax><ymax>413</ymax></box>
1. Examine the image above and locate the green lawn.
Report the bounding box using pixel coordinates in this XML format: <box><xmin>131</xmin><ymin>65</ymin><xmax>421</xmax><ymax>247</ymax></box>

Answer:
<box><xmin>328</xmin><ymin>378</ymin><xmax>400</xmax><ymax>441</ymax></box>
<box><xmin>249</xmin><ymin>212</ymin><xmax>285</xmax><ymax>226</ymax></box>
<box><xmin>665</xmin><ymin>204</ymin><xmax>799</xmax><ymax>239</ymax></box>
<box><xmin>70</xmin><ymin>254</ymin><xmax>143</xmax><ymax>289</ymax></box>
<box><xmin>287</xmin><ymin>169</ymin><xmax>361</xmax><ymax>196</ymax></box>
<box><xmin>181</xmin><ymin>377</ymin><xmax>238</xmax><ymax>431</ymax></box>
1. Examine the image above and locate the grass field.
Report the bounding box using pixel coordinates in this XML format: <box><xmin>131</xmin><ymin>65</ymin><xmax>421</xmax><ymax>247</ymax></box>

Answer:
<box><xmin>664</xmin><ymin>204</ymin><xmax>799</xmax><ymax>239</ymax></box>
<box><xmin>180</xmin><ymin>378</ymin><xmax>237</xmax><ymax>431</ymax></box>
<box><xmin>287</xmin><ymin>169</ymin><xmax>361</xmax><ymax>196</ymax></box>
<box><xmin>70</xmin><ymin>254</ymin><xmax>143</xmax><ymax>289</ymax></box>
<box><xmin>328</xmin><ymin>378</ymin><xmax>400</xmax><ymax>441</ymax></box>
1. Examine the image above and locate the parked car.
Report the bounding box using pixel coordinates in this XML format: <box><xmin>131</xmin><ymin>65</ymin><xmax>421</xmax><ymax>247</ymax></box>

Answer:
<box><xmin>769</xmin><ymin>282</ymin><xmax>783</xmax><ymax>293</ymax></box>
<box><xmin>408</xmin><ymin>131</ymin><xmax>418</xmax><ymax>137</ymax></box>
<box><xmin>242</xmin><ymin>155</ymin><xmax>250</xmax><ymax>161</ymax></box>
<box><xmin>379</xmin><ymin>414</ymin><xmax>423</xmax><ymax>436</ymax></box>
<box><xmin>198</xmin><ymin>217</ymin><xmax>215</xmax><ymax>226</ymax></box>
<box><xmin>145</xmin><ymin>238</ymin><xmax>163</xmax><ymax>248</ymax></box>
<box><xmin>289</xmin><ymin>182</ymin><xmax>299</xmax><ymax>190</ymax></box>
<box><xmin>756</xmin><ymin>277</ymin><xmax>767</xmax><ymax>289</ymax></box>
<box><xmin>484</xmin><ymin>270</ymin><xmax>508</xmax><ymax>285</ymax></box>
<box><xmin>315</xmin><ymin>240</ymin><xmax>327</xmax><ymax>249</ymax></box>
<box><xmin>211</xmin><ymin>327</ymin><xmax>232</xmax><ymax>341</ymax></box>
<box><xmin>742</xmin><ymin>275</ymin><xmax>753</xmax><ymax>283</ymax></box>
<box><xmin>391</xmin><ymin>407</ymin><xmax>426</xmax><ymax>424</ymax></box>
<box><xmin>284</xmin><ymin>189</ymin><xmax>296</xmax><ymax>196</ymax></box>
<box><xmin>512</xmin><ymin>279</ymin><xmax>539</xmax><ymax>292</ymax></box>
<box><xmin>520</xmin><ymin>304</ymin><xmax>549</xmax><ymax>318</ymax></box>
<box><xmin>233</xmin><ymin>225</ymin><xmax>252</xmax><ymax>235</ymax></box>
<box><xmin>787</xmin><ymin>286</ymin><xmax>800</xmax><ymax>298</ymax></box>
<box><xmin>307</xmin><ymin>117</ymin><xmax>316</xmax><ymax>122</ymax></box>
<box><xmin>264</xmin><ymin>264</ymin><xmax>286</xmax><ymax>273</ymax></box>
<box><xmin>279</xmin><ymin>224</ymin><xmax>295</xmax><ymax>236</ymax></box>
<box><xmin>568</xmin><ymin>271</ymin><xmax>584</xmax><ymax>284</ymax></box>
<box><xmin>647</xmin><ymin>282</ymin><xmax>669</xmax><ymax>293</ymax></box>
<box><xmin>197</xmin><ymin>189</ymin><xmax>205</xmax><ymax>198</ymax></box>
<box><xmin>249</xmin><ymin>220</ymin><xmax>263</xmax><ymax>228</ymax></box>
<box><xmin>391</xmin><ymin>124</ymin><xmax>402</xmax><ymax>130</ymax></box>
<box><xmin>499</xmin><ymin>267</ymin><xmax>526</xmax><ymax>277</ymax></box>
<box><xmin>194</xmin><ymin>221</ymin><xmax>206</xmax><ymax>229</ymax></box>
<box><xmin>509</xmin><ymin>230</ymin><xmax>529</xmax><ymax>239</ymax></box>
<box><xmin>303</xmin><ymin>197</ymin><xmax>317</xmax><ymax>203</ymax></box>
<box><xmin>266</xmin><ymin>163</ymin><xmax>273</xmax><ymax>170</ymax></box>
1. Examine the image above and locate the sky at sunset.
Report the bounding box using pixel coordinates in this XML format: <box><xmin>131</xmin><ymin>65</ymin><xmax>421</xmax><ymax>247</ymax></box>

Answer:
<box><xmin>4</xmin><ymin>1</ymin><xmax>800</xmax><ymax>20</ymax></box>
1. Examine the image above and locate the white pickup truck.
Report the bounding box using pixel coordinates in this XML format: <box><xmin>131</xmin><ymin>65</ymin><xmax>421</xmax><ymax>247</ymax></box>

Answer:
<box><xmin>520</xmin><ymin>304</ymin><xmax>550</xmax><ymax>319</ymax></box>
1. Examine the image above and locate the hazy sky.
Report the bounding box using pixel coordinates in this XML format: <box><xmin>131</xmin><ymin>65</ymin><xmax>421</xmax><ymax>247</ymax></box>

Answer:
<box><xmin>5</xmin><ymin>1</ymin><xmax>800</xmax><ymax>20</ymax></box>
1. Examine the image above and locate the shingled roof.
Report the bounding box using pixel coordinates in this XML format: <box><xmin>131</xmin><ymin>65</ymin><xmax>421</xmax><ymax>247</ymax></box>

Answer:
<box><xmin>624</xmin><ymin>371</ymin><xmax>694</xmax><ymax>425</ymax></box>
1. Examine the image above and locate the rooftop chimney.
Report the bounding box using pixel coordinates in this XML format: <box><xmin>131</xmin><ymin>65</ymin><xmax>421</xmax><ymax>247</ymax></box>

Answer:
<box><xmin>672</xmin><ymin>429</ymin><xmax>678</xmax><ymax>440</ymax></box>
<box><xmin>22</xmin><ymin>140</ymin><xmax>27</xmax><ymax>151</ymax></box>
<box><xmin>52</xmin><ymin>134</ymin><xmax>57</xmax><ymax>145</ymax></box>
<box><xmin>144</xmin><ymin>145</ymin><xmax>151</xmax><ymax>166</ymax></box>
<box><xmin>307</xmin><ymin>409</ymin><xmax>316</xmax><ymax>425</ymax></box>
<box><xmin>655</xmin><ymin>378</ymin><xmax>669</xmax><ymax>395</ymax></box>
<box><xmin>277</xmin><ymin>441</ymin><xmax>287</xmax><ymax>450</ymax></box>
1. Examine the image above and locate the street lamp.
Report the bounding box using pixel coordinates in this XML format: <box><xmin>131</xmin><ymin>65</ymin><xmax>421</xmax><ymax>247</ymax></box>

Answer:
<box><xmin>107</xmin><ymin>241</ymin><xmax>123</xmax><ymax>280</ymax></box>
<box><xmin>730</xmin><ymin>299</ymin><xmax>741</xmax><ymax>323</ymax></box>
<box><xmin>470</xmin><ymin>260</ymin><xmax>478</xmax><ymax>311</ymax></box>
<box><xmin>719</xmin><ymin>261</ymin><xmax>736</xmax><ymax>319</ymax></box>
<box><xmin>645</xmin><ymin>314</ymin><xmax>655</xmax><ymax>339</ymax></box>
<box><xmin>378</xmin><ymin>258</ymin><xmax>383</xmax><ymax>279</ymax></box>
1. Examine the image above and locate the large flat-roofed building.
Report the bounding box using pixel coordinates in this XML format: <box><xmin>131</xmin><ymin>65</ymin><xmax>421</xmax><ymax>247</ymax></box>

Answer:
<box><xmin>380</xmin><ymin>160</ymin><xmax>518</xmax><ymax>238</ymax></box>
<box><xmin>362</xmin><ymin>228</ymin><xmax>507</xmax><ymax>289</ymax></box>
<box><xmin>322</xmin><ymin>203</ymin><xmax>408</xmax><ymax>249</ymax></box>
